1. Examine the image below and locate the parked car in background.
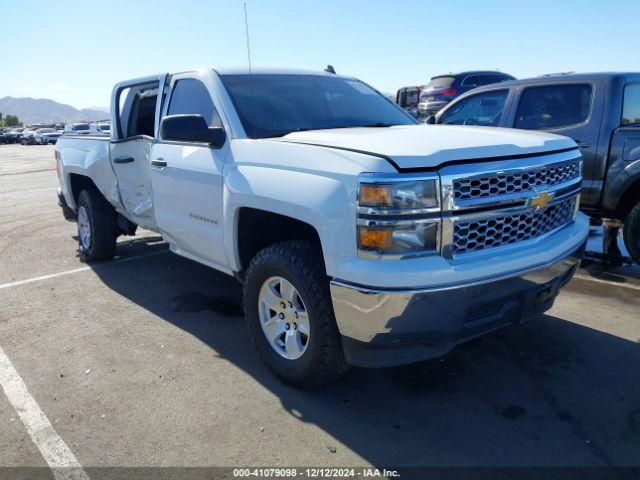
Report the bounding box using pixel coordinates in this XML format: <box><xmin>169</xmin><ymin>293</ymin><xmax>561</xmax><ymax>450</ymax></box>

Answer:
<box><xmin>20</xmin><ymin>128</ymin><xmax>38</xmax><ymax>145</ymax></box>
<box><xmin>432</xmin><ymin>72</ymin><xmax>640</xmax><ymax>264</ymax></box>
<box><xmin>20</xmin><ymin>124</ymin><xmax>53</xmax><ymax>145</ymax></box>
<box><xmin>64</xmin><ymin>123</ymin><xmax>91</xmax><ymax>134</ymax></box>
<box><xmin>88</xmin><ymin>122</ymin><xmax>111</xmax><ymax>135</ymax></box>
<box><xmin>34</xmin><ymin>128</ymin><xmax>62</xmax><ymax>145</ymax></box>
<box><xmin>395</xmin><ymin>85</ymin><xmax>421</xmax><ymax>118</ymax></box>
<box><xmin>8</xmin><ymin>127</ymin><xmax>25</xmax><ymax>143</ymax></box>
<box><xmin>417</xmin><ymin>71</ymin><xmax>515</xmax><ymax>119</ymax></box>
<box><xmin>54</xmin><ymin>67</ymin><xmax>587</xmax><ymax>386</ymax></box>
<box><xmin>1</xmin><ymin>128</ymin><xmax>24</xmax><ymax>144</ymax></box>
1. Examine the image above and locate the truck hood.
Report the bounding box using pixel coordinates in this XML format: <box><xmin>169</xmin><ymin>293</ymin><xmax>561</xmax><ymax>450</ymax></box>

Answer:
<box><xmin>277</xmin><ymin>124</ymin><xmax>577</xmax><ymax>170</ymax></box>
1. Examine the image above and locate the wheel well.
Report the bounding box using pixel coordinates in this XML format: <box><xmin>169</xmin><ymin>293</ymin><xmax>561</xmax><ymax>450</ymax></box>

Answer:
<box><xmin>237</xmin><ymin>208</ymin><xmax>323</xmax><ymax>272</ymax></box>
<box><xmin>616</xmin><ymin>179</ymin><xmax>640</xmax><ymax>220</ymax></box>
<box><xmin>68</xmin><ymin>174</ymin><xmax>98</xmax><ymax>205</ymax></box>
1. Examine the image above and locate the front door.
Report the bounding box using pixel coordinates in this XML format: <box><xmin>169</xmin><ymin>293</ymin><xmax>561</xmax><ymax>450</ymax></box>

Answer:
<box><xmin>149</xmin><ymin>73</ymin><xmax>229</xmax><ymax>268</ymax></box>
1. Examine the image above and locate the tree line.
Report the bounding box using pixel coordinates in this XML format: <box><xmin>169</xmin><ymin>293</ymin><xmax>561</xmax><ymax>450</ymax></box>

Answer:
<box><xmin>0</xmin><ymin>112</ymin><xmax>23</xmax><ymax>127</ymax></box>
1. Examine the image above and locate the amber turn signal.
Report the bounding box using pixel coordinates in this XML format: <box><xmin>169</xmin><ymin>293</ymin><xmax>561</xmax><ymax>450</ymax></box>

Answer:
<box><xmin>358</xmin><ymin>227</ymin><xmax>393</xmax><ymax>250</ymax></box>
<box><xmin>359</xmin><ymin>185</ymin><xmax>392</xmax><ymax>207</ymax></box>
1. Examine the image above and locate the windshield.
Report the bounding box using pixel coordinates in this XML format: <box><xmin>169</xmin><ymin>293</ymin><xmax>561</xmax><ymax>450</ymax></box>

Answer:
<box><xmin>220</xmin><ymin>74</ymin><xmax>416</xmax><ymax>138</ymax></box>
<box><xmin>39</xmin><ymin>128</ymin><xmax>55</xmax><ymax>133</ymax></box>
<box><xmin>425</xmin><ymin>76</ymin><xmax>455</xmax><ymax>90</ymax></box>
<box><xmin>98</xmin><ymin>125</ymin><xmax>110</xmax><ymax>131</ymax></box>
<box><xmin>74</xmin><ymin>124</ymin><xmax>90</xmax><ymax>131</ymax></box>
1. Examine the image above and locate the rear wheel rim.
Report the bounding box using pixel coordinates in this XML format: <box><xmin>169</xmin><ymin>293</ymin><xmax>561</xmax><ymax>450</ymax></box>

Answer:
<box><xmin>77</xmin><ymin>206</ymin><xmax>91</xmax><ymax>250</ymax></box>
<box><xmin>258</xmin><ymin>276</ymin><xmax>310</xmax><ymax>360</ymax></box>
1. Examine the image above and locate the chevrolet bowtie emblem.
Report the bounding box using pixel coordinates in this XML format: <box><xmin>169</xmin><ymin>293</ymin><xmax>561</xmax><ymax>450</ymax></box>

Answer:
<box><xmin>529</xmin><ymin>190</ymin><xmax>554</xmax><ymax>210</ymax></box>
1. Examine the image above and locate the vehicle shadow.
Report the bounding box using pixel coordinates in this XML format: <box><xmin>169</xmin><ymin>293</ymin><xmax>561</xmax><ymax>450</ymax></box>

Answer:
<box><xmin>90</xmin><ymin>236</ymin><xmax>640</xmax><ymax>471</ymax></box>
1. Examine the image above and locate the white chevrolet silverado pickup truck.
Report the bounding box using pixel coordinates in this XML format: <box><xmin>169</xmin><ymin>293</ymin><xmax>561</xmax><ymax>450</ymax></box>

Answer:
<box><xmin>55</xmin><ymin>68</ymin><xmax>589</xmax><ymax>387</ymax></box>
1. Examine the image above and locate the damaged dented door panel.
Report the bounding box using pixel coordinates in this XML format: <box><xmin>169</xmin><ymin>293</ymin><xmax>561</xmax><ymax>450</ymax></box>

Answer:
<box><xmin>109</xmin><ymin>75</ymin><xmax>168</xmax><ymax>231</ymax></box>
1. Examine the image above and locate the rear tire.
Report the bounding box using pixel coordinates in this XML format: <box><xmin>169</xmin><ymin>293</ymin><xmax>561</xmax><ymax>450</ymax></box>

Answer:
<box><xmin>243</xmin><ymin>241</ymin><xmax>348</xmax><ymax>388</ymax></box>
<box><xmin>623</xmin><ymin>201</ymin><xmax>640</xmax><ymax>264</ymax></box>
<box><xmin>76</xmin><ymin>188</ymin><xmax>117</xmax><ymax>262</ymax></box>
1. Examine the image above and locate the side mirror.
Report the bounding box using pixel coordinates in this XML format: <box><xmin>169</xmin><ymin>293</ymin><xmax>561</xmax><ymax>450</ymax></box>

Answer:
<box><xmin>160</xmin><ymin>114</ymin><xmax>226</xmax><ymax>148</ymax></box>
<box><xmin>424</xmin><ymin>115</ymin><xmax>436</xmax><ymax>124</ymax></box>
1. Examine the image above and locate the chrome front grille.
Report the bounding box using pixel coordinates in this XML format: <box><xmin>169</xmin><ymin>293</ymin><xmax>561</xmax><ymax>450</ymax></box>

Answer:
<box><xmin>453</xmin><ymin>160</ymin><xmax>580</xmax><ymax>201</ymax></box>
<box><xmin>440</xmin><ymin>150</ymin><xmax>582</xmax><ymax>258</ymax></box>
<box><xmin>452</xmin><ymin>197</ymin><xmax>577</xmax><ymax>254</ymax></box>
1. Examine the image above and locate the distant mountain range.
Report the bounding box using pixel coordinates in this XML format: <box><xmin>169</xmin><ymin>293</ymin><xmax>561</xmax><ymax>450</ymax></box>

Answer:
<box><xmin>0</xmin><ymin>96</ymin><xmax>109</xmax><ymax>125</ymax></box>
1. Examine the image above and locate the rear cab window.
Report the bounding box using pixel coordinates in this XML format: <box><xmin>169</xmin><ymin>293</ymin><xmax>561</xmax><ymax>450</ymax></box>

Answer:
<box><xmin>397</xmin><ymin>88</ymin><xmax>420</xmax><ymax>108</ymax></box>
<box><xmin>515</xmin><ymin>84</ymin><xmax>592</xmax><ymax>130</ymax></box>
<box><xmin>622</xmin><ymin>84</ymin><xmax>640</xmax><ymax>125</ymax></box>
<box><xmin>438</xmin><ymin>90</ymin><xmax>509</xmax><ymax>126</ymax></box>
<box><xmin>404</xmin><ymin>89</ymin><xmax>419</xmax><ymax>107</ymax></box>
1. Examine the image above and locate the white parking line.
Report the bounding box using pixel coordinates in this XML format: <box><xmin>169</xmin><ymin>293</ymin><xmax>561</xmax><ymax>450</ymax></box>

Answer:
<box><xmin>0</xmin><ymin>249</ymin><xmax>166</xmax><ymax>477</ymax></box>
<box><xmin>0</xmin><ymin>250</ymin><xmax>168</xmax><ymax>291</ymax></box>
<box><xmin>574</xmin><ymin>273</ymin><xmax>640</xmax><ymax>291</ymax></box>
<box><xmin>0</xmin><ymin>345</ymin><xmax>89</xmax><ymax>480</ymax></box>
<box><xmin>0</xmin><ymin>267</ymin><xmax>91</xmax><ymax>291</ymax></box>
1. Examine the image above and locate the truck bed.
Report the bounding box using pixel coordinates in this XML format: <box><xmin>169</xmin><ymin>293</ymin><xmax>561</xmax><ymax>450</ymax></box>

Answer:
<box><xmin>55</xmin><ymin>135</ymin><xmax>122</xmax><ymax>213</ymax></box>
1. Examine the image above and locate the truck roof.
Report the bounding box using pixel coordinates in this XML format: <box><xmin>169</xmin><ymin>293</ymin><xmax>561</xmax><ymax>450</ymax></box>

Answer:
<box><xmin>214</xmin><ymin>67</ymin><xmax>348</xmax><ymax>77</ymax></box>
<box><xmin>116</xmin><ymin>68</ymin><xmax>355</xmax><ymax>92</ymax></box>
<box><xmin>474</xmin><ymin>72</ymin><xmax>640</xmax><ymax>90</ymax></box>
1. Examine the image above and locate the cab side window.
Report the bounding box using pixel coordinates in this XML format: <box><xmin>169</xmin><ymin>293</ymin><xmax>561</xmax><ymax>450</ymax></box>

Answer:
<box><xmin>439</xmin><ymin>90</ymin><xmax>508</xmax><ymax>126</ymax></box>
<box><xmin>117</xmin><ymin>82</ymin><xmax>159</xmax><ymax>138</ymax></box>
<box><xmin>515</xmin><ymin>84</ymin><xmax>592</xmax><ymax>130</ymax></box>
<box><xmin>622</xmin><ymin>84</ymin><xmax>640</xmax><ymax>125</ymax></box>
<box><xmin>167</xmin><ymin>79</ymin><xmax>222</xmax><ymax>127</ymax></box>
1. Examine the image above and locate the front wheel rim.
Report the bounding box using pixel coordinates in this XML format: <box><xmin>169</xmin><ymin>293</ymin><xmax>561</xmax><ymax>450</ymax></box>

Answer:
<box><xmin>258</xmin><ymin>276</ymin><xmax>310</xmax><ymax>360</ymax></box>
<box><xmin>77</xmin><ymin>206</ymin><xmax>92</xmax><ymax>250</ymax></box>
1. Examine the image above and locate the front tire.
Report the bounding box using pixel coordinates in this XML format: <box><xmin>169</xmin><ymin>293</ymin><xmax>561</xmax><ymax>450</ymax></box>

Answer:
<box><xmin>76</xmin><ymin>188</ymin><xmax>117</xmax><ymax>262</ymax></box>
<box><xmin>623</xmin><ymin>201</ymin><xmax>640</xmax><ymax>264</ymax></box>
<box><xmin>243</xmin><ymin>241</ymin><xmax>348</xmax><ymax>388</ymax></box>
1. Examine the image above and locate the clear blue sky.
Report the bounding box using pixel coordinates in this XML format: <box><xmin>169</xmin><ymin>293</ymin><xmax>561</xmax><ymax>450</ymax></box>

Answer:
<box><xmin>1</xmin><ymin>0</ymin><xmax>637</xmax><ymax>109</ymax></box>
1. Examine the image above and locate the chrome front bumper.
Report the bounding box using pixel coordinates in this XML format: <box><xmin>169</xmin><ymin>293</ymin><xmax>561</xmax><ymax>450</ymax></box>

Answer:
<box><xmin>330</xmin><ymin>242</ymin><xmax>585</xmax><ymax>367</ymax></box>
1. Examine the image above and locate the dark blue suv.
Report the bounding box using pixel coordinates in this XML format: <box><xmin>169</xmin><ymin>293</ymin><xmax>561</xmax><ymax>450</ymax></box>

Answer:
<box><xmin>417</xmin><ymin>71</ymin><xmax>515</xmax><ymax>119</ymax></box>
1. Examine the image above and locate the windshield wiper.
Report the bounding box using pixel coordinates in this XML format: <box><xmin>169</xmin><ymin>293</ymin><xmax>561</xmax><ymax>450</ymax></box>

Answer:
<box><xmin>361</xmin><ymin>123</ymin><xmax>397</xmax><ymax>128</ymax></box>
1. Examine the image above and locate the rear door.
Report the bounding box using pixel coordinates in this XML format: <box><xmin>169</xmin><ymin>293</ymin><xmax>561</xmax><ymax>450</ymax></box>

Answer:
<box><xmin>110</xmin><ymin>75</ymin><xmax>167</xmax><ymax>230</ymax></box>
<box><xmin>149</xmin><ymin>72</ymin><xmax>230</xmax><ymax>269</ymax></box>
<box><xmin>509</xmin><ymin>81</ymin><xmax>605</xmax><ymax>205</ymax></box>
<box><xmin>604</xmin><ymin>83</ymin><xmax>640</xmax><ymax>207</ymax></box>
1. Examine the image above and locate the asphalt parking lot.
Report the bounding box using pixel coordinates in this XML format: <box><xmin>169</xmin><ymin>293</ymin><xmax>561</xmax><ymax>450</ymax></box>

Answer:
<box><xmin>1</xmin><ymin>144</ymin><xmax>639</xmax><ymax>477</ymax></box>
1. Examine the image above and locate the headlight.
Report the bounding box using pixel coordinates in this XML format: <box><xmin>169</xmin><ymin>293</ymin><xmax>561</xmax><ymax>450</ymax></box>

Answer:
<box><xmin>358</xmin><ymin>178</ymin><xmax>439</xmax><ymax>213</ymax></box>
<box><xmin>357</xmin><ymin>174</ymin><xmax>441</xmax><ymax>258</ymax></box>
<box><xmin>358</xmin><ymin>220</ymin><xmax>439</xmax><ymax>255</ymax></box>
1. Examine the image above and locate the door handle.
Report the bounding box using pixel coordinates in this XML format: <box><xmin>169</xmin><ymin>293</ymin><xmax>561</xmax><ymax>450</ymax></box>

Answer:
<box><xmin>575</xmin><ymin>140</ymin><xmax>590</xmax><ymax>148</ymax></box>
<box><xmin>151</xmin><ymin>158</ymin><xmax>167</xmax><ymax>168</ymax></box>
<box><xmin>113</xmin><ymin>156</ymin><xmax>135</xmax><ymax>164</ymax></box>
